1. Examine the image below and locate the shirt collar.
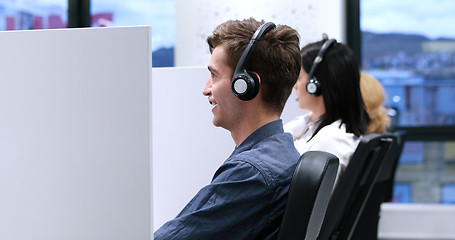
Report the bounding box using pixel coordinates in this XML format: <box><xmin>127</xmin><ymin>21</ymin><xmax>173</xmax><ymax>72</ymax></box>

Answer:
<box><xmin>231</xmin><ymin>119</ymin><xmax>284</xmax><ymax>156</ymax></box>
<box><xmin>291</xmin><ymin>113</ymin><xmax>322</xmax><ymax>139</ymax></box>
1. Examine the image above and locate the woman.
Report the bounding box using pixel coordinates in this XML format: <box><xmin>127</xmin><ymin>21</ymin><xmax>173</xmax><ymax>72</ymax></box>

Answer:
<box><xmin>284</xmin><ymin>36</ymin><xmax>370</xmax><ymax>180</ymax></box>
<box><xmin>360</xmin><ymin>71</ymin><xmax>391</xmax><ymax>134</ymax></box>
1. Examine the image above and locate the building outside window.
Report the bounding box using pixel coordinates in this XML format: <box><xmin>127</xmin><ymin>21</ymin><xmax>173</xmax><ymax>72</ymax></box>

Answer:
<box><xmin>361</xmin><ymin>0</ymin><xmax>455</xmax><ymax>204</ymax></box>
<box><xmin>0</xmin><ymin>0</ymin><xmax>67</xmax><ymax>30</ymax></box>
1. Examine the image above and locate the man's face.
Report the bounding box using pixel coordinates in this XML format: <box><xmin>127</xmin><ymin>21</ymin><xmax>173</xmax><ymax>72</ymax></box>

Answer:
<box><xmin>203</xmin><ymin>45</ymin><xmax>242</xmax><ymax>131</ymax></box>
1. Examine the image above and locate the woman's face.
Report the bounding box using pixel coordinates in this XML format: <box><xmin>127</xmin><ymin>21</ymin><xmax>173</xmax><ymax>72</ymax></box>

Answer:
<box><xmin>294</xmin><ymin>67</ymin><xmax>318</xmax><ymax>111</ymax></box>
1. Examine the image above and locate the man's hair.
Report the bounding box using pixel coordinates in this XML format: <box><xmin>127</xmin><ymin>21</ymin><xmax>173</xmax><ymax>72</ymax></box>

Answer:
<box><xmin>206</xmin><ymin>18</ymin><xmax>301</xmax><ymax>115</ymax></box>
<box><xmin>301</xmin><ymin>38</ymin><xmax>370</xmax><ymax>138</ymax></box>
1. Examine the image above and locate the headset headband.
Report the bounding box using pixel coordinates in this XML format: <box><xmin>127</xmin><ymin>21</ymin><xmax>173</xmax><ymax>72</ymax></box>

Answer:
<box><xmin>233</xmin><ymin>22</ymin><xmax>276</xmax><ymax>76</ymax></box>
<box><xmin>307</xmin><ymin>38</ymin><xmax>337</xmax><ymax>82</ymax></box>
<box><xmin>306</xmin><ymin>38</ymin><xmax>337</xmax><ymax>96</ymax></box>
<box><xmin>231</xmin><ymin>22</ymin><xmax>276</xmax><ymax>101</ymax></box>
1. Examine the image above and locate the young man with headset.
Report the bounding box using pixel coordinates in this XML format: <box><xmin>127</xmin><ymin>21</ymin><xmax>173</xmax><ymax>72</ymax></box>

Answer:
<box><xmin>154</xmin><ymin>18</ymin><xmax>301</xmax><ymax>239</ymax></box>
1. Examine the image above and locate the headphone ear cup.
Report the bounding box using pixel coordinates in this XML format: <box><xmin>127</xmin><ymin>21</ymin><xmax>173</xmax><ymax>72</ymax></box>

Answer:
<box><xmin>232</xmin><ymin>71</ymin><xmax>260</xmax><ymax>101</ymax></box>
<box><xmin>306</xmin><ymin>77</ymin><xmax>321</xmax><ymax>96</ymax></box>
<box><xmin>231</xmin><ymin>22</ymin><xmax>275</xmax><ymax>101</ymax></box>
<box><xmin>247</xmin><ymin>70</ymin><xmax>260</xmax><ymax>88</ymax></box>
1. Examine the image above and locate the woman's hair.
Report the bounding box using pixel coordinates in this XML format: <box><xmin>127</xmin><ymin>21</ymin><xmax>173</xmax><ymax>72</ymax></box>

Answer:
<box><xmin>206</xmin><ymin>17</ymin><xmax>301</xmax><ymax>115</ymax></box>
<box><xmin>301</xmin><ymin>37</ymin><xmax>370</xmax><ymax>139</ymax></box>
<box><xmin>360</xmin><ymin>71</ymin><xmax>391</xmax><ymax>133</ymax></box>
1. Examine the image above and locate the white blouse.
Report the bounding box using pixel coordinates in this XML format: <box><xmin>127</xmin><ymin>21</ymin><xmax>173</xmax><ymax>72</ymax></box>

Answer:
<box><xmin>284</xmin><ymin>113</ymin><xmax>361</xmax><ymax>183</ymax></box>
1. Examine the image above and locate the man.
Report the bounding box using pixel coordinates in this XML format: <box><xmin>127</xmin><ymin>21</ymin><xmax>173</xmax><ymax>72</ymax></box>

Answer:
<box><xmin>154</xmin><ymin>18</ymin><xmax>301</xmax><ymax>239</ymax></box>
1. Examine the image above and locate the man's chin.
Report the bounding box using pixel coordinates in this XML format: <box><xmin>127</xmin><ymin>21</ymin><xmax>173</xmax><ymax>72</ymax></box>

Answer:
<box><xmin>212</xmin><ymin>118</ymin><xmax>224</xmax><ymax>128</ymax></box>
<box><xmin>212</xmin><ymin>120</ymin><xmax>221</xmax><ymax>127</ymax></box>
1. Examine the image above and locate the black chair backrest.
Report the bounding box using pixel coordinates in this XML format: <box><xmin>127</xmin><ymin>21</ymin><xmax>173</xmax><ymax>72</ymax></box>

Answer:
<box><xmin>351</xmin><ymin>131</ymin><xmax>405</xmax><ymax>239</ymax></box>
<box><xmin>277</xmin><ymin>151</ymin><xmax>339</xmax><ymax>240</ymax></box>
<box><xmin>377</xmin><ymin>131</ymin><xmax>405</xmax><ymax>202</ymax></box>
<box><xmin>317</xmin><ymin>133</ymin><xmax>398</xmax><ymax>240</ymax></box>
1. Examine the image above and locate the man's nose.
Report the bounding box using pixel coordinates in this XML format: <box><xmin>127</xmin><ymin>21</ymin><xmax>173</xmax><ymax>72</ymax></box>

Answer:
<box><xmin>202</xmin><ymin>79</ymin><xmax>212</xmax><ymax>96</ymax></box>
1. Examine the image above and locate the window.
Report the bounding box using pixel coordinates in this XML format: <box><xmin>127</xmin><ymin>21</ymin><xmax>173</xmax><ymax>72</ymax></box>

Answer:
<box><xmin>92</xmin><ymin>0</ymin><xmax>175</xmax><ymax>67</ymax></box>
<box><xmin>393</xmin><ymin>183</ymin><xmax>412</xmax><ymax>203</ymax></box>
<box><xmin>442</xmin><ymin>184</ymin><xmax>455</xmax><ymax>204</ymax></box>
<box><xmin>0</xmin><ymin>0</ymin><xmax>67</xmax><ymax>30</ymax></box>
<box><xmin>0</xmin><ymin>0</ymin><xmax>175</xmax><ymax>67</ymax></box>
<box><xmin>359</xmin><ymin>0</ymin><xmax>455</xmax><ymax>204</ymax></box>
<box><xmin>361</xmin><ymin>0</ymin><xmax>455</xmax><ymax>127</ymax></box>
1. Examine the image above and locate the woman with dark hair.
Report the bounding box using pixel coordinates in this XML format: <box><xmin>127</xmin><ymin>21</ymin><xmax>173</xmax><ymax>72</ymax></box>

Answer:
<box><xmin>284</xmin><ymin>36</ymin><xmax>370</xmax><ymax>181</ymax></box>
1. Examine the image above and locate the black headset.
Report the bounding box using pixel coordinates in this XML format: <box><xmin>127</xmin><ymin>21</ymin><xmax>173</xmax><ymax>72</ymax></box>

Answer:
<box><xmin>231</xmin><ymin>22</ymin><xmax>276</xmax><ymax>101</ymax></box>
<box><xmin>306</xmin><ymin>38</ymin><xmax>337</xmax><ymax>96</ymax></box>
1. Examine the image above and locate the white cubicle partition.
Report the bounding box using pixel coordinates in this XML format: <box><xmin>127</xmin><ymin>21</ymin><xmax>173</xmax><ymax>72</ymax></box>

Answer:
<box><xmin>0</xmin><ymin>26</ymin><xmax>152</xmax><ymax>240</ymax></box>
<box><xmin>151</xmin><ymin>67</ymin><xmax>232</xmax><ymax>230</ymax></box>
<box><xmin>151</xmin><ymin>67</ymin><xmax>302</xmax><ymax>230</ymax></box>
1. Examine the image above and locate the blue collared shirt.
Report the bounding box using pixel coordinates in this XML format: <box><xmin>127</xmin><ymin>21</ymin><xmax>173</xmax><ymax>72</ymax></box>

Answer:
<box><xmin>154</xmin><ymin>120</ymin><xmax>300</xmax><ymax>240</ymax></box>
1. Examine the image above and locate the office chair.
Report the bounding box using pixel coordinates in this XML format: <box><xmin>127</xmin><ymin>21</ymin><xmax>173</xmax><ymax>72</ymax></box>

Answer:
<box><xmin>277</xmin><ymin>151</ymin><xmax>339</xmax><ymax>240</ymax></box>
<box><xmin>350</xmin><ymin>131</ymin><xmax>405</xmax><ymax>239</ymax></box>
<box><xmin>317</xmin><ymin>133</ymin><xmax>399</xmax><ymax>240</ymax></box>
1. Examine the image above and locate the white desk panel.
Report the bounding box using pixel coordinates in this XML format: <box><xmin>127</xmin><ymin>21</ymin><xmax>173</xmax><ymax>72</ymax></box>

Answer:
<box><xmin>0</xmin><ymin>26</ymin><xmax>152</xmax><ymax>240</ymax></box>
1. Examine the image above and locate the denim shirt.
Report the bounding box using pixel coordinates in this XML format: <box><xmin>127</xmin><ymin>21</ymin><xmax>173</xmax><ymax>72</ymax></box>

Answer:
<box><xmin>154</xmin><ymin>120</ymin><xmax>300</xmax><ymax>240</ymax></box>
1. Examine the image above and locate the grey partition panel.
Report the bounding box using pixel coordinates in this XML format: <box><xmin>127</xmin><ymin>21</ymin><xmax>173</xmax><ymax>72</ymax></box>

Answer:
<box><xmin>0</xmin><ymin>26</ymin><xmax>152</xmax><ymax>240</ymax></box>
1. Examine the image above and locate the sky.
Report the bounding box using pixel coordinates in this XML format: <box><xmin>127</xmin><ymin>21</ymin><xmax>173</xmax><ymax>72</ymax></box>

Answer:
<box><xmin>361</xmin><ymin>0</ymin><xmax>455</xmax><ymax>39</ymax></box>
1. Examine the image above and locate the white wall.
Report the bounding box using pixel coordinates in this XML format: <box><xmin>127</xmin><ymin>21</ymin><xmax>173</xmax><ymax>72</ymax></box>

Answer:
<box><xmin>0</xmin><ymin>26</ymin><xmax>152</xmax><ymax>240</ymax></box>
<box><xmin>175</xmin><ymin>0</ymin><xmax>345</xmax><ymax>67</ymax></box>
